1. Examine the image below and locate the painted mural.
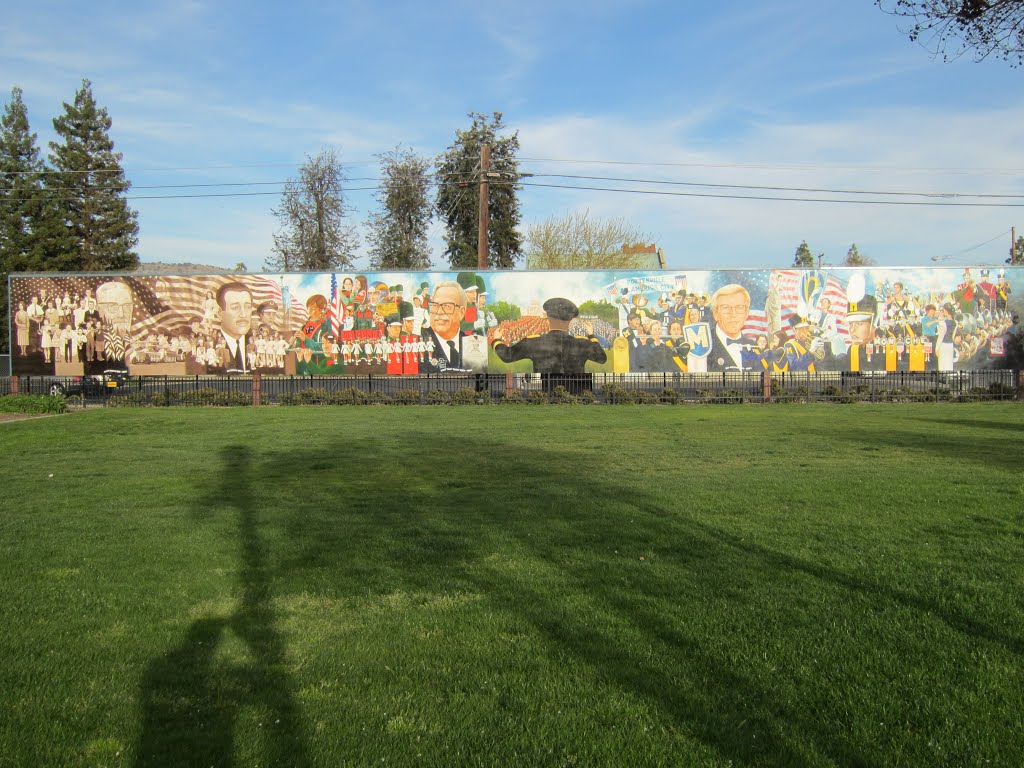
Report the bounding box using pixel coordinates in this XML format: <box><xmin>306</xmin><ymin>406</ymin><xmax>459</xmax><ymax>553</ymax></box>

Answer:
<box><xmin>8</xmin><ymin>266</ymin><xmax>1021</xmax><ymax>377</ymax></box>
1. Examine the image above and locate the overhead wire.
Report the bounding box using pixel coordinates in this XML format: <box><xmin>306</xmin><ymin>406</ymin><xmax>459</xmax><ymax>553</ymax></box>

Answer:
<box><xmin>5</xmin><ymin>165</ymin><xmax>1021</xmax><ymax>202</ymax></box>
<box><xmin>517</xmin><ymin>156</ymin><xmax>1024</xmax><ymax>176</ymax></box>
<box><xmin>3</xmin><ymin>159</ymin><xmax>1024</xmax><ymax>207</ymax></box>
<box><xmin>501</xmin><ymin>180</ymin><xmax>1024</xmax><ymax>208</ymax></box>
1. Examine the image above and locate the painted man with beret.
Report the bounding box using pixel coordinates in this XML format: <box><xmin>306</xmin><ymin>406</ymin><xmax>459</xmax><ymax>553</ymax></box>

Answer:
<box><xmin>492</xmin><ymin>297</ymin><xmax>607</xmax><ymax>391</ymax></box>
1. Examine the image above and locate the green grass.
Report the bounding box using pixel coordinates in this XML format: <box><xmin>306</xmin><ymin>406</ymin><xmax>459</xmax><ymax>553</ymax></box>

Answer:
<box><xmin>1</xmin><ymin>404</ymin><xmax>1023</xmax><ymax>767</ymax></box>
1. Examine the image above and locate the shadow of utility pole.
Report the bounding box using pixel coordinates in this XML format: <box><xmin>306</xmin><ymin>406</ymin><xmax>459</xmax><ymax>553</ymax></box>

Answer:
<box><xmin>134</xmin><ymin>445</ymin><xmax>309</xmax><ymax>768</ymax></box>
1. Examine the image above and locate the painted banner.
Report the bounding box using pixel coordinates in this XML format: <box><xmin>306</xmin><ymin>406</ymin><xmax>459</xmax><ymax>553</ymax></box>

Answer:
<box><xmin>7</xmin><ymin>266</ymin><xmax>1021</xmax><ymax>377</ymax></box>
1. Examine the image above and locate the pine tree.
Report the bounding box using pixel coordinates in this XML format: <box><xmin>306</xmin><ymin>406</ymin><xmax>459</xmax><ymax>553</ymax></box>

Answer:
<box><xmin>0</xmin><ymin>87</ymin><xmax>68</xmax><ymax>353</ymax></box>
<box><xmin>435</xmin><ymin>112</ymin><xmax>522</xmax><ymax>269</ymax></box>
<box><xmin>792</xmin><ymin>240</ymin><xmax>814</xmax><ymax>268</ymax></box>
<box><xmin>843</xmin><ymin>243</ymin><xmax>875</xmax><ymax>267</ymax></box>
<box><xmin>366</xmin><ymin>147</ymin><xmax>433</xmax><ymax>270</ymax></box>
<box><xmin>48</xmin><ymin>79</ymin><xmax>139</xmax><ymax>272</ymax></box>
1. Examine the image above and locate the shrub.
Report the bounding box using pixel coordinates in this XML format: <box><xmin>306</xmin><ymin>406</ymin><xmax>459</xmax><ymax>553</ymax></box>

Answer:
<box><xmin>298</xmin><ymin>387</ymin><xmax>332</xmax><ymax>404</ymax></box>
<box><xmin>426</xmin><ymin>389</ymin><xmax>451</xmax><ymax>405</ymax></box>
<box><xmin>0</xmin><ymin>394</ymin><xmax>67</xmax><ymax>414</ymax></box>
<box><xmin>549</xmin><ymin>386</ymin><xmax>578</xmax><ymax>404</ymax></box>
<box><xmin>501</xmin><ymin>390</ymin><xmax>525</xmax><ymax>404</ymax></box>
<box><xmin>451</xmin><ymin>387</ymin><xmax>478</xmax><ymax>405</ymax></box>
<box><xmin>699</xmin><ymin>389</ymin><xmax>745</xmax><ymax>404</ymax></box>
<box><xmin>526</xmin><ymin>390</ymin><xmax>549</xmax><ymax>405</ymax></box>
<box><xmin>602</xmin><ymin>383</ymin><xmax>634</xmax><ymax>404</ymax></box>
<box><xmin>107</xmin><ymin>392</ymin><xmax>153</xmax><ymax>408</ymax></box>
<box><xmin>394</xmin><ymin>389</ymin><xmax>422</xmax><ymax>405</ymax></box>
<box><xmin>362</xmin><ymin>390</ymin><xmax>393</xmax><ymax>405</ymax></box>
<box><xmin>658</xmin><ymin>388</ymin><xmax>679</xmax><ymax>404</ymax></box>
<box><xmin>633</xmin><ymin>390</ymin><xmax>660</xmax><ymax>404</ymax></box>
<box><xmin>329</xmin><ymin>388</ymin><xmax>360</xmax><ymax>404</ymax></box>
<box><xmin>576</xmin><ymin>389</ymin><xmax>596</xmax><ymax>405</ymax></box>
<box><xmin>987</xmin><ymin>382</ymin><xmax>1015</xmax><ymax>399</ymax></box>
<box><xmin>219</xmin><ymin>391</ymin><xmax>253</xmax><ymax>406</ymax></box>
<box><xmin>149</xmin><ymin>390</ymin><xmax>175</xmax><ymax>407</ymax></box>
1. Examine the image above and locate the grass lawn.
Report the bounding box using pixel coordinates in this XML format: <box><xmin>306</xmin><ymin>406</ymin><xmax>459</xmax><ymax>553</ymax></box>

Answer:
<box><xmin>1</xmin><ymin>404</ymin><xmax>1023</xmax><ymax>767</ymax></box>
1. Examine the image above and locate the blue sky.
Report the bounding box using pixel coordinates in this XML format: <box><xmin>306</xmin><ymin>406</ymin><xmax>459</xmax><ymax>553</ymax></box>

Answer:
<box><xmin>3</xmin><ymin>0</ymin><xmax>1023</xmax><ymax>272</ymax></box>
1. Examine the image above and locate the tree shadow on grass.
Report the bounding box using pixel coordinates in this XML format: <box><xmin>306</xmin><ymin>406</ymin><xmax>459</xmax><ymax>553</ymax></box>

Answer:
<box><xmin>799</xmin><ymin>420</ymin><xmax>1024</xmax><ymax>472</ymax></box>
<box><xmin>134</xmin><ymin>429</ymin><xmax>1021</xmax><ymax>766</ymax></box>
<box><xmin>906</xmin><ymin>414</ymin><xmax>1024</xmax><ymax>435</ymax></box>
<box><xmin>134</xmin><ymin>445</ymin><xmax>309</xmax><ymax>768</ymax></box>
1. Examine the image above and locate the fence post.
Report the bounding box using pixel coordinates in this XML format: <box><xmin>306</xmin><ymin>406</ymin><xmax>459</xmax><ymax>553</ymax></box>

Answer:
<box><xmin>762</xmin><ymin>370</ymin><xmax>772</xmax><ymax>403</ymax></box>
<box><xmin>252</xmin><ymin>371</ymin><xmax>262</xmax><ymax>407</ymax></box>
<box><xmin>11</xmin><ymin>376</ymin><xmax>19</xmax><ymax>395</ymax></box>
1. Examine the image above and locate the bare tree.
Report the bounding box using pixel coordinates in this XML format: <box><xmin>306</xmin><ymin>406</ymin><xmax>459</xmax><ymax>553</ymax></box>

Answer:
<box><xmin>876</xmin><ymin>0</ymin><xmax>1024</xmax><ymax>65</ymax></box>
<box><xmin>525</xmin><ymin>210</ymin><xmax>651</xmax><ymax>269</ymax></box>
<box><xmin>267</xmin><ymin>148</ymin><xmax>357</xmax><ymax>271</ymax></box>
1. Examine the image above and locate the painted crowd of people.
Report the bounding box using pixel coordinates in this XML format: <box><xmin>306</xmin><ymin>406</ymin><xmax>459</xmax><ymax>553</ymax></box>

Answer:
<box><xmin>10</xmin><ymin>266</ymin><xmax>1020</xmax><ymax>377</ymax></box>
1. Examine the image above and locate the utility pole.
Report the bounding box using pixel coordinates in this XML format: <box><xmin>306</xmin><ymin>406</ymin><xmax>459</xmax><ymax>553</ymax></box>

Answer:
<box><xmin>1012</xmin><ymin>226</ymin><xmax>1017</xmax><ymax>264</ymax></box>
<box><xmin>477</xmin><ymin>143</ymin><xmax>490</xmax><ymax>270</ymax></box>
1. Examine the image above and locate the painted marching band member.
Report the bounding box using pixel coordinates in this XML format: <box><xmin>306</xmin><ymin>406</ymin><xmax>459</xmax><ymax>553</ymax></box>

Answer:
<box><xmin>782</xmin><ymin>316</ymin><xmax>824</xmax><ymax>372</ymax></box>
<box><xmin>834</xmin><ymin>294</ymin><xmax>887</xmax><ymax>373</ymax></box>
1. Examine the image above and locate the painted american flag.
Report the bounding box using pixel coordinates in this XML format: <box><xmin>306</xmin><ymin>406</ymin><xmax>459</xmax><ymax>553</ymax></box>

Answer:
<box><xmin>11</xmin><ymin>273</ymin><xmax>310</xmax><ymax>340</ymax></box>
<box><xmin>329</xmin><ymin>273</ymin><xmax>342</xmax><ymax>339</ymax></box>
<box><xmin>132</xmin><ymin>275</ymin><xmax>309</xmax><ymax>338</ymax></box>
<box><xmin>743</xmin><ymin>270</ymin><xmax>850</xmax><ymax>339</ymax></box>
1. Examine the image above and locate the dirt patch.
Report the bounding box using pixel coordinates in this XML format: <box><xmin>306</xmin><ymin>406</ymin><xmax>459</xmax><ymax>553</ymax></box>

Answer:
<box><xmin>0</xmin><ymin>412</ymin><xmax>64</xmax><ymax>423</ymax></box>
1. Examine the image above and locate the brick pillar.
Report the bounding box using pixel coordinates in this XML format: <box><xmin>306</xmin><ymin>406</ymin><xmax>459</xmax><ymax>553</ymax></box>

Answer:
<box><xmin>11</xmin><ymin>376</ymin><xmax>20</xmax><ymax>395</ymax></box>
<box><xmin>252</xmin><ymin>371</ymin><xmax>262</xmax><ymax>407</ymax></box>
<box><xmin>762</xmin><ymin>370</ymin><xmax>772</xmax><ymax>403</ymax></box>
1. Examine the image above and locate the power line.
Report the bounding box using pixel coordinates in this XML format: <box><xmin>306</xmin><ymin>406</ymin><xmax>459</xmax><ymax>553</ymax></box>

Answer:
<box><xmin>527</xmin><ymin>173</ymin><xmax>1024</xmax><ymax>200</ymax></box>
<box><xmin>9</xmin><ymin>165</ymin><xmax>1022</xmax><ymax>200</ymax></box>
<box><xmin>517</xmin><ymin>156</ymin><xmax>1024</xmax><ymax>176</ymax></box>
<box><xmin>933</xmin><ymin>229</ymin><xmax>1013</xmax><ymax>260</ymax></box>
<box><xmin>508</xmin><ymin>180</ymin><xmax>1024</xmax><ymax>208</ymax></box>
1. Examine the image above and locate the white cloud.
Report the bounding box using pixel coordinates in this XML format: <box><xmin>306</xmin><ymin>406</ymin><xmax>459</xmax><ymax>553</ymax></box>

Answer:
<box><xmin>513</xmin><ymin>106</ymin><xmax>1024</xmax><ymax>268</ymax></box>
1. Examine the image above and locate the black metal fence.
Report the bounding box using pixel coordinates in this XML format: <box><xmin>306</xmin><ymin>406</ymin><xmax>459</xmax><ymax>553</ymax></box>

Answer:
<box><xmin>3</xmin><ymin>370</ymin><xmax>1021</xmax><ymax>406</ymax></box>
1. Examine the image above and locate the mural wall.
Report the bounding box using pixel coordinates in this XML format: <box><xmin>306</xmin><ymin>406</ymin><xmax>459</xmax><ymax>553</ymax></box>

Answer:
<box><xmin>8</xmin><ymin>266</ymin><xmax>1021</xmax><ymax>377</ymax></box>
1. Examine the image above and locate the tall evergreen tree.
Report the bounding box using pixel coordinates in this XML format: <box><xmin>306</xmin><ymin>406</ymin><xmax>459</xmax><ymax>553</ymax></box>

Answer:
<box><xmin>1</xmin><ymin>87</ymin><xmax>67</xmax><ymax>353</ymax></box>
<box><xmin>792</xmin><ymin>239</ymin><xmax>814</xmax><ymax>268</ymax></box>
<box><xmin>843</xmin><ymin>243</ymin><xmax>875</xmax><ymax>266</ymax></box>
<box><xmin>267</xmin><ymin>148</ymin><xmax>358</xmax><ymax>272</ymax></box>
<box><xmin>48</xmin><ymin>79</ymin><xmax>139</xmax><ymax>272</ymax></box>
<box><xmin>366</xmin><ymin>147</ymin><xmax>433</xmax><ymax>270</ymax></box>
<box><xmin>435</xmin><ymin>112</ymin><xmax>522</xmax><ymax>269</ymax></box>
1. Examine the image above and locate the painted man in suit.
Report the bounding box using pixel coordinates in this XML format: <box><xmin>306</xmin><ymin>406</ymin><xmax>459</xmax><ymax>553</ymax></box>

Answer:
<box><xmin>214</xmin><ymin>282</ymin><xmax>254</xmax><ymax>372</ymax></box>
<box><xmin>707</xmin><ymin>283</ymin><xmax>757</xmax><ymax>372</ymax></box>
<box><xmin>421</xmin><ymin>281</ymin><xmax>482</xmax><ymax>373</ymax></box>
